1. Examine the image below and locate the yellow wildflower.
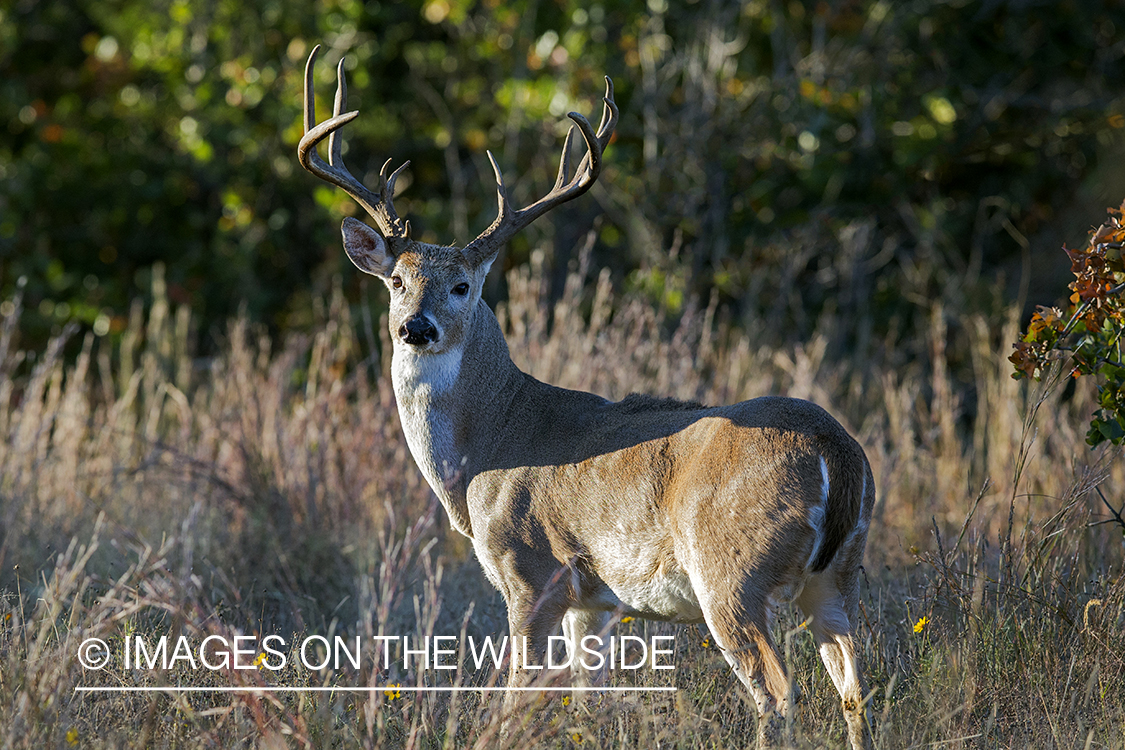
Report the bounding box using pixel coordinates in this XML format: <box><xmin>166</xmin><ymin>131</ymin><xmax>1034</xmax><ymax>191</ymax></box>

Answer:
<box><xmin>914</xmin><ymin>616</ymin><xmax>929</xmax><ymax>633</ymax></box>
<box><xmin>621</xmin><ymin>616</ymin><xmax>634</xmax><ymax>623</ymax></box>
<box><xmin>384</xmin><ymin>683</ymin><xmax>402</xmax><ymax>700</ymax></box>
<box><xmin>66</xmin><ymin>728</ymin><xmax>79</xmax><ymax>746</ymax></box>
<box><xmin>562</xmin><ymin>695</ymin><xmax>571</xmax><ymax>707</ymax></box>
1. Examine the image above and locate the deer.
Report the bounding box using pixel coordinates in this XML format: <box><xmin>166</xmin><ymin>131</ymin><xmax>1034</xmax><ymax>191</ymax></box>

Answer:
<box><xmin>298</xmin><ymin>45</ymin><xmax>876</xmax><ymax>750</ymax></box>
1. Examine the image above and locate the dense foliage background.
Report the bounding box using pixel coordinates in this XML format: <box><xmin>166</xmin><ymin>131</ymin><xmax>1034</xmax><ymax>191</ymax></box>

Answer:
<box><xmin>2</xmin><ymin>0</ymin><xmax>1125</xmax><ymax>351</ymax></box>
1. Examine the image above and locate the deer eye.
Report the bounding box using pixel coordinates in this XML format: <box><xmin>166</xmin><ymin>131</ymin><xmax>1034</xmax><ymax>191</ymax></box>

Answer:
<box><xmin>391</xmin><ymin>275</ymin><xmax>403</xmax><ymax>289</ymax></box>
<box><xmin>451</xmin><ymin>283</ymin><xmax>470</xmax><ymax>296</ymax></box>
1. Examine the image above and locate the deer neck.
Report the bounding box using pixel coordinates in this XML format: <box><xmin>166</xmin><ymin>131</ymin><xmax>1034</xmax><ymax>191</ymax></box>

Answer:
<box><xmin>391</xmin><ymin>300</ymin><xmax>521</xmax><ymax>537</ymax></box>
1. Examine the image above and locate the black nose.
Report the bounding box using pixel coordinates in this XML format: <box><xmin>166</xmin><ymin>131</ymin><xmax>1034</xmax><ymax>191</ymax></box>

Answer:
<box><xmin>399</xmin><ymin>315</ymin><xmax>438</xmax><ymax>346</ymax></box>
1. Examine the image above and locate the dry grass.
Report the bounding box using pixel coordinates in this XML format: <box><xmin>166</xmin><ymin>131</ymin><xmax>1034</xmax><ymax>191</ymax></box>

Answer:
<box><xmin>0</xmin><ymin>253</ymin><xmax>1122</xmax><ymax>749</ymax></box>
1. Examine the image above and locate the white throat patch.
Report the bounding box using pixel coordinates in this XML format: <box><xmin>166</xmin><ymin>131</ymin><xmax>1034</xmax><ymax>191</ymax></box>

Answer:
<box><xmin>391</xmin><ymin>345</ymin><xmax>465</xmax><ymax>501</ymax></box>
<box><xmin>392</xmin><ymin>346</ymin><xmax>463</xmax><ymax>396</ymax></box>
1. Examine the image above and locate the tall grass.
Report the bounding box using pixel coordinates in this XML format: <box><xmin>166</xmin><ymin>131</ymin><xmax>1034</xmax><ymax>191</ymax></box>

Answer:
<box><xmin>0</xmin><ymin>253</ymin><xmax>1122</xmax><ymax>748</ymax></box>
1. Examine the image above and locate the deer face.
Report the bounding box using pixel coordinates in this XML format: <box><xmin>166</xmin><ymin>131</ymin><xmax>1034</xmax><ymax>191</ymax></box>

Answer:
<box><xmin>300</xmin><ymin>44</ymin><xmax>614</xmax><ymax>362</ymax></box>
<box><xmin>342</xmin><ymin>217</ymin><xmax>490</xmax><ymax>355</ymax></box>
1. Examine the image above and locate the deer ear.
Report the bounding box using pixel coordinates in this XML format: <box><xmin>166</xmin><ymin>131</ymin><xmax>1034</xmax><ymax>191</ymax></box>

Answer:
<box><xmin>342</xmin><ymin>217</ymin><xmax>395</xmax><ymax>277</ymax></box>
<box><xmin>461</xmin><ymin>244</ymin><xmax>499</xmax><ymax>276</ymax></box>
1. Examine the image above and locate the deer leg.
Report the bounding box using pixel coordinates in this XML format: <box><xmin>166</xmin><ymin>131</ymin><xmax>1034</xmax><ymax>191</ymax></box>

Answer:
<box><xmin>797</xmin><ymin>574</ymin><xmax>873</xmax><ymax>750</ymax></box>
<box><xmin>716</xmin><ymin>623</ymin><xmax>790</xmax><ymax>749</ymax></box>
<box><xmin>562</xmin><ymin>609</ymin><xmax>607</xmax><ymax>684</ymax></box>
<box><xmin>500</xmin><ymin>589</ymin><xmax>569</xmax><ymax>727</ymax></box>
<box><xmin>687</xmin><ymin>544</ymin><xmax>796</xmax><ymax>748</ymax></box>
<box><xmin>561</xmin><ymin>608</ymin><xmax>606</xmax><ymax>708</ymax></box>
<box><xmin>506</xmin><ymin>604</ymin><xmax>564</xmax><ymax>684</ymax></box>
<box><xmin>697</xmin><ymin>594</ymin><xmax>791</xmax><ymax>750</ymax></box>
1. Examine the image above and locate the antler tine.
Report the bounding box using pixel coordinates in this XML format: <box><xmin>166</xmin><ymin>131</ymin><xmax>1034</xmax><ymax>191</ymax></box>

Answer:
<box><xmin>596</xmin><ymin>76</ymin><xmax>618</xmax><ymax>149</ymax></box>
<box><xmin>297</xmin><ymin>45</ymin><xmax>409</xmax><ymax>240</ymax></box>
<box><xmin>382</xmin><ymin>158</ymin><xmax>411</xmax><ymax>202</ymax></box>
<box><xmin>554</xmin><ymin>126</ymin><xmax>577</xmax><ymax>190</ymax></box>
<box><xmin>566</xmin><ymin>110</ymin><xmax>604</xmax><ymax>187</ymax></box>
<box><xmin>464</xmin><ymin>77</ymin><xmax>617</xmax><ymax>264</ymax></box>
<box><xmin>329</xmin><ymin>58</ymin><xmax>346</xmax><ymax>167</ymax></box>
<box><xmin>570</xmin><ymin>77</ymin><xmax>619</xmax><ymax>179</ymax></box>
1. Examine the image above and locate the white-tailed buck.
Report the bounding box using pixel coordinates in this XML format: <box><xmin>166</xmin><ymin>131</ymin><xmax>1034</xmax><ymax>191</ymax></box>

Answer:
<box><xmin>299</xmin><ymin>46</ymin><xmax>875</xmax><ymax>750</ymax></box>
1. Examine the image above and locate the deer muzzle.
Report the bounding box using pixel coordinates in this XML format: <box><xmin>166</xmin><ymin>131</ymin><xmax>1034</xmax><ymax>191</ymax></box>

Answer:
<box><xmin>400</xmin><ymin>315</ymin><xmax>439</xmax><ymax>347</ymax></box>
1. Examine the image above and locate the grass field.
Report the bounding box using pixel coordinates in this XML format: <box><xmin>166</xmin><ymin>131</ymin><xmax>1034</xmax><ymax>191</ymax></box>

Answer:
<box><xmin>1</xmin><ymin>254</ymin><xmax>1123</xmax><ymax>748</ymax></box>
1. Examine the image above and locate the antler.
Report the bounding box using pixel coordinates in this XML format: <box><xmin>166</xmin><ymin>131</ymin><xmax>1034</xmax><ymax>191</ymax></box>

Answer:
<box><xmin>462</xmin><ymin>78</ymin><xmax>618</xmax><ymax>266</ymax></box>
<box><xmin>297</xmin><ymin>45</ymin><xmax>411</xmax><ymax>242</ymax></box>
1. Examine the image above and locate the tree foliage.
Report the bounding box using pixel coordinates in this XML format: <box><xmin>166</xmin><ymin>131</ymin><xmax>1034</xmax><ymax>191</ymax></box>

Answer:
<box><xmin>2</xmin><ymin>0</ymin><xmax>1124</xmax><ymax>350</ymax></box>
<box><xmin>1011</xmin><ymin>200</ymin><xmax>1125</xmax><ymax>446</ymax></box>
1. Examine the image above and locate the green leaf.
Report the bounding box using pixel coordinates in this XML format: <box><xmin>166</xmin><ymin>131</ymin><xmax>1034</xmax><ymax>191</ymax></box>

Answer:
<box><xmin>1096</xmin><ymin>417</ymin><xmax>1125</xmax><ymax>443</ymax></box>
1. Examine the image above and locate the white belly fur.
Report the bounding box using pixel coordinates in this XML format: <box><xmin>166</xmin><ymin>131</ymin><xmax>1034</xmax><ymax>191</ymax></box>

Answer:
<box><xmin>581</xmin><ymin>551</ymin><xmax>703</xmax><ymax>623</ymax></box>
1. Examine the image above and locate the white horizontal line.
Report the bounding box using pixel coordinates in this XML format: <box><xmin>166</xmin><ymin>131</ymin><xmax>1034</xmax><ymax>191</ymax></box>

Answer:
<box><xmin>75</xmin><ymin>686</ymin><xmax>677</xmax><ymax>693</ymax></box>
